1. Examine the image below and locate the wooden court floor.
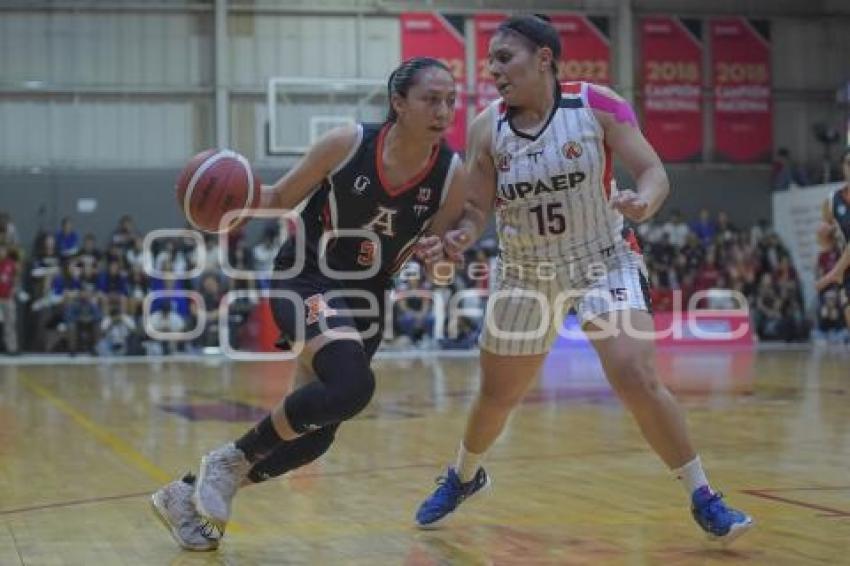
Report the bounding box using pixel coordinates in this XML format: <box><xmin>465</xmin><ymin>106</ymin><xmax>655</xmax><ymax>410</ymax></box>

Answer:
<box><xmin>1</xmin><ymin>345</ymin><xmax>849</xmax><ymax>565</ymax></box>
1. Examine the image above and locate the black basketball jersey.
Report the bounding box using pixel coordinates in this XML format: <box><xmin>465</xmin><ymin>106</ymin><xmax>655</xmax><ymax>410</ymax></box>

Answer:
<box><xmin>831</xmin><ymin>186</ymin><xmax>850</xmax><ymax>243</ymax></box>
<box><xmin>278</xmin><ymin>123</ymin><xmax>459</xmax><ymax>284</ymax></box>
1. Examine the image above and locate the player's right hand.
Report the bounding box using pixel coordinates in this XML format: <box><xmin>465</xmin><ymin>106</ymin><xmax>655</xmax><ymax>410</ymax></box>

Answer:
<box><xmin>443</xmin><ymin>228</ymin><xmax>473</xmax><ymax>263</ymax></box>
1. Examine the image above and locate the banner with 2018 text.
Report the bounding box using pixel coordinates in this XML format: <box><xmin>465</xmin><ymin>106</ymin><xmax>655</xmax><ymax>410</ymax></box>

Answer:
<box><xmin>711</xmin><ymin>18</ymin><xmax>772</xmax><ymax>162</ymax></box>
<box><xmin>640</xmin><ymin>16</ymin><xmax>703</xmax><ymax>162</ymax></box>
<box><xmin>401</xmin><ymin>13</ymin><xmax>467</xmax><ymax>150</ymax></box>
<box><xmin>474</xmin><ymin>13</ymin><xmax>610</xmax><ymax>112</ymax></box>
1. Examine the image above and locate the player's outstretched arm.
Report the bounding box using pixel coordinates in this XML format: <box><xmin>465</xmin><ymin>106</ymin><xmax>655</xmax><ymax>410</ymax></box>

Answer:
<box><xmin>261</xmin><ymin>124</ymin><xmax>359</xmax><ymax>212</ymax></box>
<box><xmin>590</xmin><ymin>84</ymin><xmax>669</xmax><ymax>223</ymax></box>
<box><xmin>443</xmin><ymin>108</ymin><xmax>497</xmax><ymax>262</ymax></box>
<box><xmin>414</xmin><ymin>155</ymin><xmax>467</xmax><ymax>282</ymax></box>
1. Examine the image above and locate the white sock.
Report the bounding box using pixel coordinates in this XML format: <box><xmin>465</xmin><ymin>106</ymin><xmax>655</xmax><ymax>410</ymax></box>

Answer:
<box><xmin>673</xmin><ymin>455</ymin><xmax>711</xmax><ymax>497</ymax></box>
<box><xmin>455</xmin><ymin>442</ymin><xmax>483</xmax><ymax>483</ymax></box>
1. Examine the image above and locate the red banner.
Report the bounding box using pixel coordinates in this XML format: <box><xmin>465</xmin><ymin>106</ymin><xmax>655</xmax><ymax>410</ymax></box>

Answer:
<box><xmin>401</xmin><ymin>13</ymin><xmax>467</xmax><ymax>150</ymax></box>
<box><xmin>473</xmin><ymin>13</ymin><xmax>506</xmax><ymax>112</ymax></box>
<box><xmin>711</xmin><ymin>18</ymin><xmax>772</xmax><ymax>162</ymax></box>
<box><xmin>549</xmin><ymin>15</ymin><xmax>610</xmax><ymax>85</ymax></box>
<box><xmin>640</xmin><ymin>17</ymin><xmax>703</xmax><ymax>162</ymax></box>
<box><xmin>474</xmin><ymin>14</ymin><xmax>611</xmax><ymax>111</ymax></box>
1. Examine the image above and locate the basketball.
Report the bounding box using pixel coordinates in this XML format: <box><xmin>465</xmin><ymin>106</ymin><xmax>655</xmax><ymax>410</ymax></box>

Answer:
<box><xmin>175</xmin><ymin>149</ymin><xmax>261</xmax><ymax>233</ymax></box>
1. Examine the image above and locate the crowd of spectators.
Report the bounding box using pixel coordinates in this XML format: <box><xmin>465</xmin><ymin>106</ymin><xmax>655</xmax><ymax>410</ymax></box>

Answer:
<box><xmin>0</xmin><ymin>212</ymin><xmax>282</xmax><ymax>356</ymax></box>
<box><xmin>0</xmin><ymin>205</ymin><xmax>835</xmax><ymax>357</ymax></box>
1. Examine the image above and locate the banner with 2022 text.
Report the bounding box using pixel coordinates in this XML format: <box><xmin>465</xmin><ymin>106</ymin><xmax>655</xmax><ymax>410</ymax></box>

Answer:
<box><xmin>401</xmin><ymin>12</ymin><xmax>467</xmax><ymax>150</ymax></box>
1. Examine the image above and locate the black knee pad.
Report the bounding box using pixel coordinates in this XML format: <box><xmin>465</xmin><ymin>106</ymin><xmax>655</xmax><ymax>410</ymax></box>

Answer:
<box><xmin>284</xmin><ymin>340</ymin><xmax>375</xmax><ymax>433</ymax></box>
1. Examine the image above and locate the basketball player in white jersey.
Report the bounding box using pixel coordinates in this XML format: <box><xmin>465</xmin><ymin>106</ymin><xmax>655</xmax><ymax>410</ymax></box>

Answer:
<box><xmin>414</xmin><ymin>14</ymin><xmax>753</xmax><ymax>542</ymax></box>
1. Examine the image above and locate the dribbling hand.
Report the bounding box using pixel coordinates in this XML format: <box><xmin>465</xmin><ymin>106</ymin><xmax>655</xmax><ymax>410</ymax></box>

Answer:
<box><xmin>610</xmin><ymin>190</ymin><xmax>650</xmax><ymax>222</ymax></box>
<box><xmin>443</xmin><ymin>228</ymin><xmax>473</xmax><ymax>263</ymax></box>
<box><xmin>414</xmin><ymin>235</ymin><xmax>444</xmax><ymax>265</ymax></box>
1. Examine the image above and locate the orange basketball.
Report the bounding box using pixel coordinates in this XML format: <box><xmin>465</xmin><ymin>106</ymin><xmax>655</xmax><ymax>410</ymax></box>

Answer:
<box><xmin>175</xmin><ymin>149</ymin><xmax>261</xmax><ymax>233</ymax></box>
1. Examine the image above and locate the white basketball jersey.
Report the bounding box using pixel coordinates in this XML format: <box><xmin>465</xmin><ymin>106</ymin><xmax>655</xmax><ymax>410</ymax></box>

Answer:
<box><xmin>490</xmin><ymin>81</ymin><xmax>625</xmax><ymax>264</ymax></box>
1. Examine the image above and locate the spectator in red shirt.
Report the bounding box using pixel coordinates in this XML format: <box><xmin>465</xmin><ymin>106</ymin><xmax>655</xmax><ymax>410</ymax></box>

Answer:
<box><xmin>0</xmin><ymin>243</ymin><xmax>19</xmax><ymax>354</ymax></box>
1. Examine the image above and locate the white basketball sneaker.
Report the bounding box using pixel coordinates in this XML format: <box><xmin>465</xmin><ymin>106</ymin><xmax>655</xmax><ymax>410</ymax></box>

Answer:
<box><xmin>193</xmin><ymin>443</ymin><xmax>251</xmax><ymax>531</ymax></box>
<box><xmin>151</xmin><ymin>473</ymin><xmax>220</xmax><ymax>551</ymax></box>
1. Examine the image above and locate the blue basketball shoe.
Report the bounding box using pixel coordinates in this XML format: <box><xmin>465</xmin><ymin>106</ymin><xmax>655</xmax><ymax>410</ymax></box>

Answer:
<box><xmin>691</xmin><ymin>486</ymin><xmax>754</xmax><ymax>543</ymax></box>
<box><xmin>415</xmin><ymin>467</ymin><xmax>490</xmax><ymax>528</ymax></box>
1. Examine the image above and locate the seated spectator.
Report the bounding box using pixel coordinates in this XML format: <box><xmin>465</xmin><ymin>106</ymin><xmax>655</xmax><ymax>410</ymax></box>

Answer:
<box><xmin>749</xmin><ymin>218</ymin><xmax>772</xmax><ymax>247</ymax></box>
<box><xmin>229</xmin><ymin>245</ymin><xmax>253</xmax><ymax>273</ymax></box>
<box><xmin>662</xmin><ymin>210</ymin><xmax>691</xmax><ymax>248</ymax></box>
<box><xmin>97</xmin><ymin>304</ymin><xmax>138</xmax><ymax>356</ymax></box>
<box><xmin>781</xmin><ymin>294</ymin><xmax>808</xmax><ymax>342</ymax></box>
<box><xmin>58</xmin><ymin>287</ymin><xmax>101</xmax><ymax>354</ymax></box>
<box><xmin>651</xmin><ymin>233</ymin><xmax>676</xmax><ymax>267</ymax></box>
<box><xmin>76</xmin><ymin>233</ymin><xmax>102</xmax><ymax>270</ymax></box>
<box><xmin>753</xmin><ymin>273</ymin><xmax>784</xmax><ymax>340</ymax></box>
<box><xmin>96</xmin><ymin>259</ymin><xmax>129</xmax><ymax>311</ymax></box>
<box><xmin>0</xmin><ymin>212</ymin><xmax>18</xmax><ymax>247</ymax></box>
<box><xmin>51</xmin><ymin>261</ymin><xmax>83</xmax><ymax>303</ymax></box>
<box><xmin>55</xmin><ymin>217</ymin><xmax>80</xmax><ymax>259</ymax></box>
<box><xmin>111</xmin><ymin>215</ymin><xmax>138</xmax><ymax>251</ymax></box>
<box><xmin>0</xmin><ymin>242</ymin><xmax>19</xmax><ymax>354</ymax></box>
<box><xmin>154</xmin><ymin>240</ymin><xmax>177</xmax><ymax>274</ymax></box>
<box><xmin>690</xmin><ymin>208</ymin><xmax>717</xmax><ymax>246</ymax></box>
<box><xmin>252</xmin><ymin>225</ymin><xmax>280</xmax><ymax>288</ymax></box>
<box><xmin>636</xmin><ymin>218</ymin><xmax>665</xmax><ymax>245</ymax></box>
<box><xmin>715</xmin><ymin>211</ymin><xmax>738</xmax><ymax>244</ymax></box>
<box><xmin>201</xmin><ymin>234</ymin><xmax>222</xmax><ymax>274</ymax></box>
<box><xmin>125</xmin><ymin>236</ymin><xmax>145</xmax><ymax>271</ymax></box>
<box><xmin>816</xmin><ymin>290</ymin><xmax>847</xmax><ymax>343</ymax></box>
<box><xmin>759</xmin><ymin>233</ymin><xmax>787</xmax><ymax>273</ymax></box>
<box><xmin>147</xmin><ymin>300</ymin><xmax>186</xmax><ymax>355</ymax></box>
<box><xmin>126</xmin><ymin>264</ymin><xmax>149</xmax><ymax>319</ymax></box>
<box><xmin>680</xmin><ymin>232</ymin><xmax>705</xmax><ymax>272</ymax></box>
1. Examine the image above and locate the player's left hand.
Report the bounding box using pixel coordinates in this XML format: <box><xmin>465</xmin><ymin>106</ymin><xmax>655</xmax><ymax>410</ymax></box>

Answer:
<box><xmin>610</xmin><ymin>190</ymin><xmax>650</xmax><ymax>222</ymax></box>
<box><xmin>414</xmin><ymin>235</ymin><xmax>444</xmax><ymax>265</ymax></box>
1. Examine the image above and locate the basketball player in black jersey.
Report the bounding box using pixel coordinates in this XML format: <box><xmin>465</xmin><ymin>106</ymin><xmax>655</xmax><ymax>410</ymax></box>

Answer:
<box><xmin>816</xmin><ymin>147</ymin><xmax>850</xmax><ymax>330</ymax></box>
<box><xmin>150</xmin><ymin>57</ymin><xmax>467</xmax><ymax>551</ymax></box>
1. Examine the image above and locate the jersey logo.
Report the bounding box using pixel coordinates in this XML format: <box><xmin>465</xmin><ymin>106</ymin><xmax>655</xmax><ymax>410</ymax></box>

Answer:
<box><xmin>562</xmin><ymin>141</ymin><xmax>583</xmax><ymax>160</ymax></box>
<box><xmin>305</xmin><ymin>294</ymin><xmax>338</xmax><ymax>325</ymax></box>
<box><xmin>498</xmin><ymin>172</ymin><xmax>587</xmax><ymax>201</ymax></box>
<box><xmin>417</xmin><ymin>187</ymin><xmax>432</xmax><ymax>203</ymax></box>
<box><xmin>496</xmin><ymin>152</ymin><xmax>512</xmax><ymax>172</ymax></box>
<box><xmin>527</xmin><ymin>150</ymin><xmax>544</xmax><ymax>163</ymax></box>
<box><xmin>413</xmin><ymin>204</ymin><xmax>429</xmax><ymax>217</ymax></box>
<box><xmin>353</xmin><ymin>175</ymin><xmax>370</xmax><ymax>195</ymax></box>
<box><xmin>363</xmin><ymin>205</ymin><xmax>398</xmax><ymax>237</ymax></box>
<box><xmin>839</xmin><ymin>204</ymin><xmax>847</xmax><ymax>216</ymax></box>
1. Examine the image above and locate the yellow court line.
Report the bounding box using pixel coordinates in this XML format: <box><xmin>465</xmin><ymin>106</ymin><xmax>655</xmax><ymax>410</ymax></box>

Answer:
<box><xmin>20</xmin><ymin>374</ymin><xmax>244</xmax><ymax>532</ymax></box>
